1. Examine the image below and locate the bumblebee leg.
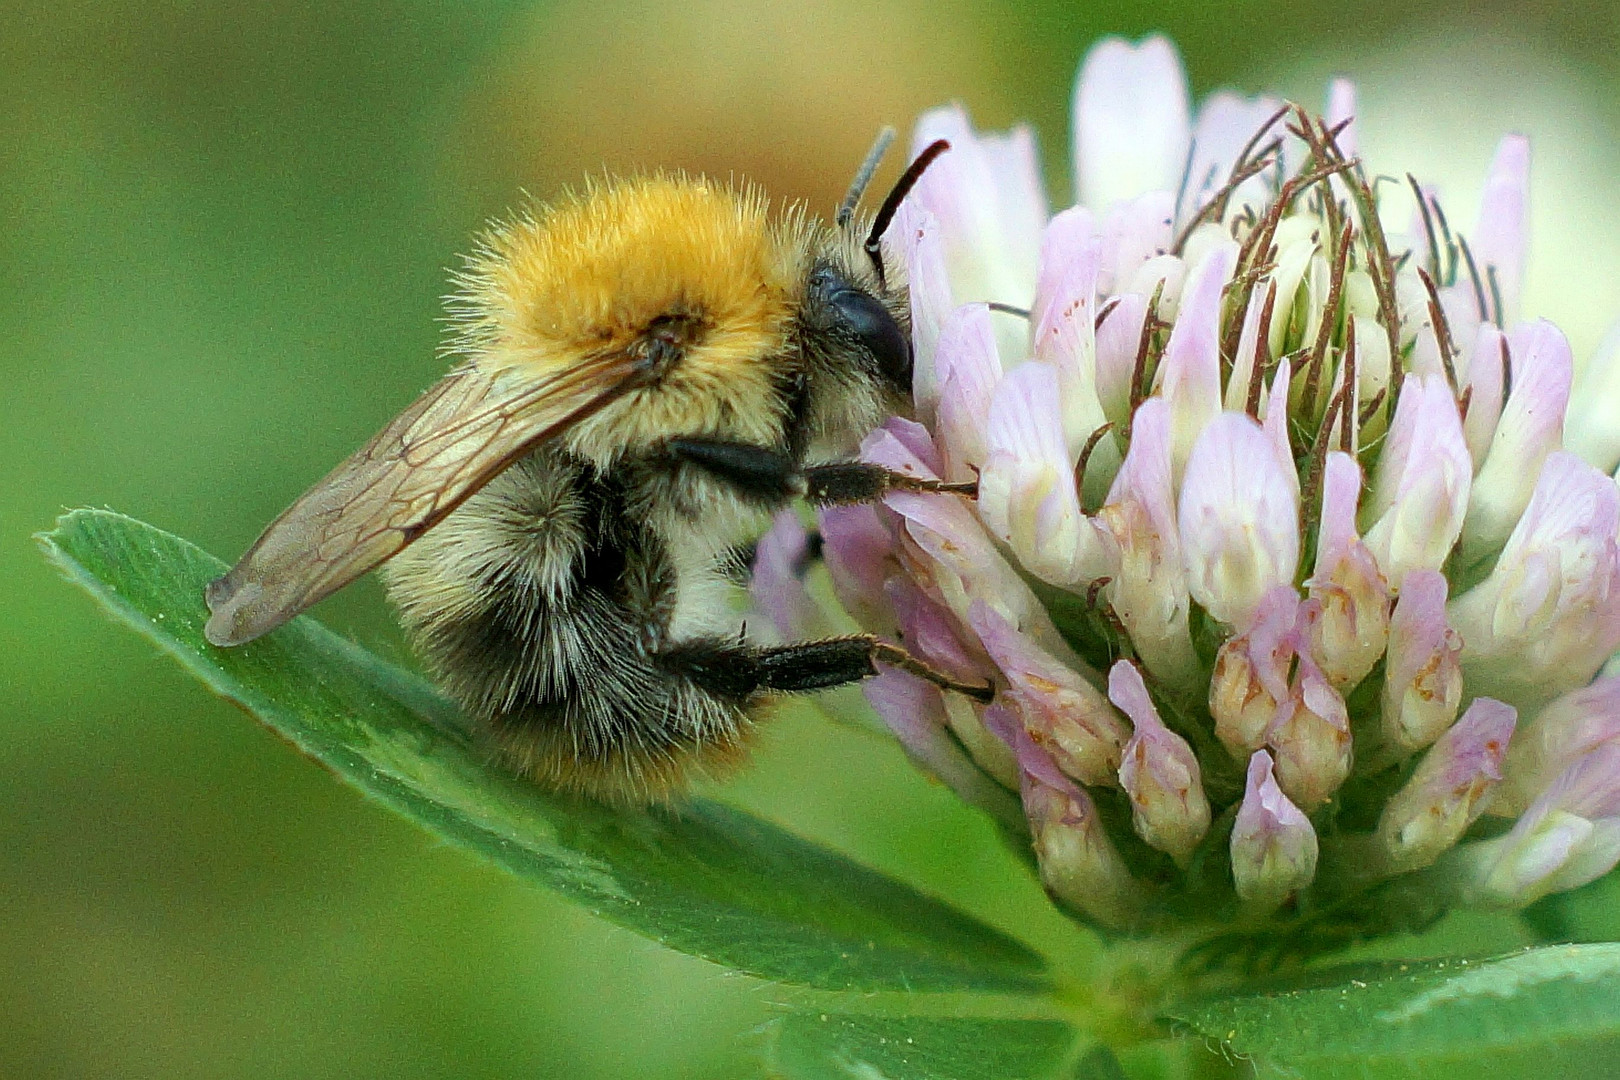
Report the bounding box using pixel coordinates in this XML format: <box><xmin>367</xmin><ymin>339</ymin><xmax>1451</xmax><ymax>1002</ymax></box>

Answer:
<box><xmin>661</xmin><ymin>437</ymin><xmax>977</xmax><ymax>505</ymax></box>
<box><xmin>661</xmin><ymin>438</ymin><xmax>800</xmax><ymax>502</ymax></box>
<box><xmin>658</xmin><ymin>634</ymin><xmax>994</xmax><ymax>702</ymax></box>
<box><xmin>800</xmin><ymin>463</ymin><xmax>977</xmax><ymax>505</ymax></box>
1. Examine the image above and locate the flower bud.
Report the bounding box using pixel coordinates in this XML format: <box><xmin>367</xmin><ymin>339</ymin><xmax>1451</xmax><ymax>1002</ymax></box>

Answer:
<box><xmin>1496</xmin><ymin>678</ymin><xmax>1620</xmax><ymax>817</ymax></box>
<box><xmin>1449</xmin><ymin>452</ymin><xmax>1620</xmax><ymax>709</ymax></box>
<box><xmin>978</xmin><ymin>362</ymin><xmax>1113</xmax><ymax>587</ymax></box>
<box><xmin>1379</xmin><ymin>570</ymin><xmax>1464</xmax><ymax>753</ymax></box>
<box><xmin>1160</xmin><ymin>243</ymin><xmax>1238</xmax><ymax>482</ymax></box>
<box><xmin>1231</xmin><ymin>750</ymin><xmax>1319</xmax><ymax>910</ymax></box>
<box><xmin>1305</xmin><ymin>452</ymin><xmax>1390</xmax><ymax>689</ymax></box>
<box><xmin>1100</xmin><ymin>398</ymin><xmax>1199</xmax><ymax>688</ymax></box>
<box><xmin>1460</xmin><ymin>320</ymin><xmax>1573</xmax><ymax>564</ymax></box>
<box><xmin>986</xmin><ymin>705</ymin><xmax>1145</xmax><ymax>929</ymax></box>
<box><xmin>1267</xmin><ymin>652</ymin><xmax>1352</xmax><ymax>809</ymax></box>
<box><xmin>1377</xmin><ymin>698</ymin><xmax>1516</xmax><ymax>872</ymax></box>
<box><xmin>971</xmin><ymin>602</ymin><xmax>1127</xmax><ymax>786</ymax></box>
<box><xmin>1110</xmin><ymin>660</ymin><xmax>1211</xmax><ymax>864</ymax></box>
<box><xmin>1210</xmin><ymin>585</ymin><xmax>1299</xmax><ymax>758</ymax></box>
<box><xmin>1457</xmin><ymin>743</ymin><xmax>1620</xmax><ymax>908</ymax></box>
<box><xmin>1362</xmin><ymin>375</ymin><xmax>1472</xmax><ymax>581</ymax></box>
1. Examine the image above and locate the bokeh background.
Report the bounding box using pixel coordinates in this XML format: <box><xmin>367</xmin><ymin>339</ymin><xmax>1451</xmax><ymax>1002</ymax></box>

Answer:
<box><xmin>7</xmin><ymin>2</ymin><xmax>1620</xmax><ymax>1076</ymax></box>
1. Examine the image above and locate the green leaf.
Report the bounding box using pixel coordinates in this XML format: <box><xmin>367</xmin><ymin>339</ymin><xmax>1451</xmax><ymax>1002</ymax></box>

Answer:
<box><xmin>770</xmin><ymin>1012</ymin><xmax>1077</xmax><ymax>1079</ymax></box>
<box><xmin>39</xmin><ymin>509</ymin><xmax>1049</xmax><ymax>995</ymax></box>
<box><xmin>1173</xmin><ymin>943</ymin><xmax>1620</xmax><ymax>1078</ymax></box>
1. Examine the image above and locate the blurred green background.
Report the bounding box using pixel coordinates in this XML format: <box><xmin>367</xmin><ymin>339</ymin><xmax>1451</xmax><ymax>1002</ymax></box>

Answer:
<box><xmin>6</xmin><ymin>2</ymin><xmax>1620</xmax><ymax>1077</ymax></box>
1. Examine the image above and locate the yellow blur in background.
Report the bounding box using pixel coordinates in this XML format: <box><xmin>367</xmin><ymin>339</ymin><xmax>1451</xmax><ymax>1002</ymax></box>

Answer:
<box><xmin>5</xmin><ymin>1</ymin><xmax>1620</xmax><ymax>1076</ymax></box>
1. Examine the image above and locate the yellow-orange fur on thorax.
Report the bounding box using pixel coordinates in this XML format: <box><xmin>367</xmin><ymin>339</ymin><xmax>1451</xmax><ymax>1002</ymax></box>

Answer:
<box><xmin>453</xmin><ymin>176</ymin><xmax>817</xmax><ymax>465</ymax></box>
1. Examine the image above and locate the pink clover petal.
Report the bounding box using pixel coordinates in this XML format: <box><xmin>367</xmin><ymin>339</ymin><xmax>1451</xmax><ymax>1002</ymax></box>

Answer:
<box><xmin>1019</xmin><ymin>753</ymin><xmax>1145</xmax><ymax>931</ymax></box>
<box><xmin>1033</xmin><ymin>206</ymin><xmax>1098</xmax><ymax>327</ymax></box>
<box><xmin>1098</xmin><ymin>191</ymin><xmax>1176</xmax><ymax>297</ymax></box>
<box><xmin>933</xmin><ymin>303</ymin><xmax>1004</xmax><ymax>480</ymax></box>
<box><xmin>1377</xmin><ymin>698</ymin><xmax>1517</xmax><ymax>872</ymax></box>
<box><xmin>970</xmin><ymin>601</ymin><xmax>1126</xmax><ymax>787</ymax></box>
<box><xmin>977</xmin><ymin>362</ymin><xmax>1113</xmax><ymax>587</ymax></box>
<box><xmin>1095</xmin><ymin>291</ymin><xmax>1150</xmax><ymax>431</ymax></box>
<box><xmin>1305</xmin><ymin>452</ymin><xmax>1391</xmax><ymax>689</ymax></box>
<box><xmin>1380</xmin><ymin>569</ymin><xmax>1464</xmax><ymax>753</ymax></box>
<box><xmin>1178</xmin><ymin>412</ymin><xmax>1301</xmax><ymax>627</ymax></box>
<box><xmin>747</xmin><ymin>510</ymin><xmax>826</xmax><ymax>642</ymax></box>
<box><xmin>818</xmin><ymin>502</ymin><xmax>897</xmax><ymax>630</ymax></box>
<box><xmin>1032</xmin><ymin>226</ymin><xmax>1114</xmax><ymax>467</ymax></box>
<box><xmin>1325</xmin><ymin>79</ymin><xmax>1357</xmax><ymax>158</ymax></box>
<box><xmin>1225</xmin><ymin>278</ymin><xmax>1276</xmax><ymax>413</ymax></box>
<box><xmin>1266</xmin><ymin>652</ymin><xmax>1352</xmax><ymax>809</ymax></box>
<box><xmin>1462</xmin><ymin>324</ymin><xmax>1508</xmax><ymax>470</ymax></box>
<box><xmin>884</xmin><ymin>577</ymin><xmax>986</xmax><ymax>685</ymax></box>
<box><xmin>885</xmin><ymin>485</ymin><xmax>1043</xmax><ymax>633</ymax></box>
<box><xmin>1073</xmin><ymin>36</ymin><xmax>1190</xmax><ymax>212</ymax></box>
<box><xmin>1210</xmin><ymin>584</ymin><xmax>1301</xmax><ymax>759</ymax></box>
<box><xmin>1363</xmin><ymin>374</ymin><xmax>1472</xmax><ymax>580</ymax></box>
<box><xmin>1449</xmin><ymin>452</ymin><xmax>1620</xmax><ymax>710</ymax></box>
<box><xmin>864</xmin><ymin>670</ymin><xmax>1022</xmax><ymax>827</ymax></box>
<box><xmin>1470</xmin><ymin>135</ymin><xmax>1530</xmax><ymax>326</ymax></box>
<box><xmin>1160</xmin><ymin>241</ymin><xmax>1239</xmax><ymax>481</ymax></box>
<box><xmin>1499</xmin><ymin>678</ymin><xmax>1620</xmax><ymax>817</ymax></box>
<box><xmin>1260</xmin><ymin>354</ymin><xmax>1295</xmax><ymax>482</ymax></box>
<box><xmin>859</xmin><ymin>416</ymin><xmax>943</xmax><ymax>480</ymax></box>
<box><xmin>1461</xmin><ymin>743</ymin><xmax>1620</xmax><ymax>907</ymax></box>
<box><xmin>894</xmin><ymin>201</ymin><xmax>953</xmax><ymax>419</ymax></box>
<box><xmin>1178</xmin><ymin>91</ymin><xmax>1285</xmax><ymax>226</ymax></box>
<box><xmin>1312</xmin><ymin>452</ymin><xmax>1362</xmax><ymax>577</ymax></box>
<box><xmin>1099</xmin><ymin>398</ymin><xmax>1200</xmax><ymax>688</ymax></box>
<box><xmin>1462</xmin><ymin>319</ymin><xmax>1573</xmax><ymax>561</ymax></box>
<box><xmin>910</xmin><ymin>107</ymin><xmax>1046</xmax><ymax>334</ymax></box>
<box><xmin>1230</xmin><ymin>750</ymin><xmax>1319</xmax><ymax>909</ymax></box>
<box><xmin>1565</xmin><ymin>319</ymin><xmax>1620</xmax><ymax>475</ymax></box>
<box><xmin>1110</xmin><ymin>660</ymin><xmax>1211</xmax><ymax>864</ymax></box>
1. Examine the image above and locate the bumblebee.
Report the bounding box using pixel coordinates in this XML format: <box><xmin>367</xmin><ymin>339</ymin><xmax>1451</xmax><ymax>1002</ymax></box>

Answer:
<box><xmin>204</xmin><ymin>135</ymin><xmax>985</xmax><ymax>801</ymax></box>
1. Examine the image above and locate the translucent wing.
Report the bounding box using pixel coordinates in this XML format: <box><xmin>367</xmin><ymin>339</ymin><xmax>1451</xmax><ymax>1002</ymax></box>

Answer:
<box><xmin>204</xmin><ymin>351</ymin><xmax>650</xmax><ymax>646</ymax></box>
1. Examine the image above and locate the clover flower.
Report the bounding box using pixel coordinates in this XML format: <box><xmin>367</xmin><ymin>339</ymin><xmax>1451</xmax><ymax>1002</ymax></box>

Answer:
<box><xmin>754</xmin><ymin>35</ymin><xmax>1620</xmax><ymax>956</ymax></box>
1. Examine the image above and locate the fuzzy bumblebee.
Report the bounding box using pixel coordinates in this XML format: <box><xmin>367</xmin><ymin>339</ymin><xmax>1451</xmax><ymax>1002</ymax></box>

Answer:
<box><xmin>204</xmin><ymin>137</ymin><xmax>983</xmax><ymax>801</ymax></box>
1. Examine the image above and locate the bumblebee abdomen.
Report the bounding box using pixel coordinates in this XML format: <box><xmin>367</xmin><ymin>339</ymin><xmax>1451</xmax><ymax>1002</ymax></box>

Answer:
<box><xmin>381</xmin><ymin>448</ymin><xmax>759</xmax><ymax>802</ymax></box>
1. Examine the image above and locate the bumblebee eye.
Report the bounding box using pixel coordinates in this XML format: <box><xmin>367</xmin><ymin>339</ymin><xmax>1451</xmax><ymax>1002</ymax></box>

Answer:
<box><xmin>830</xmin><ymin>288</ymin><xmax>912</xmax><ymax>390</ymax></box>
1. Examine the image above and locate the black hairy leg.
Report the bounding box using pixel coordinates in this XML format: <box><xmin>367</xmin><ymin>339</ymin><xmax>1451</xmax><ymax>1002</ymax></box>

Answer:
<box><xmin>660</xmin><ymin>437</ymin><xmax>977</xmax><ymax>507</ymax></box>
<box><xmin>801</xmin><ymin>462</ymin><xmax>977</xmax><ymax>505</ymax></box>
<box><xmin>658</xmin><ymin>634</ymin><xmax>994</xmax><ymax>703</ymax></box>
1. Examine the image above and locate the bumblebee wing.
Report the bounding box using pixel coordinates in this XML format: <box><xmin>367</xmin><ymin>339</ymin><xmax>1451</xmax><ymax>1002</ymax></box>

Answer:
<box><xmin>204</xmin><ymin>352</ymin><xmax>647</xmax><ymax>646</ymax></box>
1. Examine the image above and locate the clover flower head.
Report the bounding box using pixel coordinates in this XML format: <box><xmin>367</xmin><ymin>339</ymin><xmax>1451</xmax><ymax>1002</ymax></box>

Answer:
<box><xmin>754</xmin><ymin>35</ymin><xmax>1620</xmax><ymax>957</ymax></box>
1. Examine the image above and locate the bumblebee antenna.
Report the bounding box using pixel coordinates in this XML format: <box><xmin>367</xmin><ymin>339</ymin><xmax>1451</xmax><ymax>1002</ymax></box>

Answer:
<box><xmin>837</xmin><ymin>127</ymin><xmax>896</xmax><ymax>229</ymax></box>
<box><xmin>864</xmin><ymin>138</ymin><xmax>950</xmax><ymax>289</ymax></box>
